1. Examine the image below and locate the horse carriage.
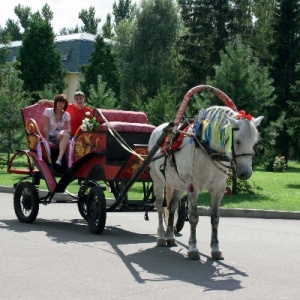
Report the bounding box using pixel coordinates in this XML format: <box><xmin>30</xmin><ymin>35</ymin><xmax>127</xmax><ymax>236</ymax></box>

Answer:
<box><xmin>8</xmin><ymin>85</ymin><xmax>263</xmax><ymax>260</ymax></box>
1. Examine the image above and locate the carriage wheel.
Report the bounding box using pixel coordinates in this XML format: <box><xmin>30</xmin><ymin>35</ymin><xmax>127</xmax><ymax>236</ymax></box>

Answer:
<box><xmin>87</xmin><ymin>186</ymin><xmax>107</xmax><ymax>234</ymax></box>
<box><xmin>106</xmin><ymin>181</ymin><xmax>127</xmax><ymax>212</ymax></box>
<box><xmin>77</xmin><ymin>185</ymin><xmax>88</xmax><ymax>220</ymax></box>
<box><xmin>14</xmin><ymin>182</ymin><xmax>39</xmax><ymax>223</ymax></box>
<box><xmin>175</xmin><ymin>196</ymin><xmax>187</xmax><ymax>233</ymax></box>
<box><xmin>163</xmin><ymin>196</ymin><xmax>187</xmax><ymax>233</ymax></box>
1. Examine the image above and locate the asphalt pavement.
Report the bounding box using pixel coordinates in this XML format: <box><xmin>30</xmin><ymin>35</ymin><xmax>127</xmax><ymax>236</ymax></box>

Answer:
<box><xmin>0</xmin><ymin>192</ymin><xmax>299</xmax><ymax>300</ymax></box>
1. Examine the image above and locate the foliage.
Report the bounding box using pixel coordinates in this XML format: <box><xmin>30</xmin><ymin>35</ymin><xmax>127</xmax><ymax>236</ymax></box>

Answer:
<box><xmin>37</xmin><ymin>83</ymin><xmax>59</xmax><ymax>101</ymax></box>
<box><xmin>87</xmin><ymin>75</ymin><xmax>118</xmax><ymax>109</ymax></box>
<box><xmin>113</xmin><ymin>0</ymin><xmax>137</xmax><ymax>26</ymax></box>
<box><xmin>18</xmin><ymin>14</ymin><xmax>65</xmax><ymax>93</ymax></box>
<box><xmin>81</xmin><ymin>34</ymin><xmax>120</xmax><ymax>101</ymax></box>
<box><xmin>251</xmin><ymin>0</ymin><xmax>276</xmax><ymax>63</ymax></box>
<box><xmin>207</xmin><ymin>36</ymin><xmax>275</xmax><ymax>167</ymax></box>
<box><xmin>286</xmin><ymin>63</ymin><xmax>300</xmax><ymax>160</ymax></box>
<box><xmin>114</xmin><ymin>0</ymin><xmax>182</xmax><ymax>108</ymax></box>
<box><xmin>134</xmin><ymin>83</ymin><xmax>179</xmax><ymax>126</ymax></box>
<box><xmin>268</xmin><ymin>0</ymin><xmax>300</xmax><ymax>160</ymax></box>
<box><xmin>1</xmin><ymin>19</ymin><xmax>22</xmax><ymax>41</ymax></box>
<box><xmin>0</xmin><ymin>64</ymin><xmax>30</xmax><ymax>162</ymax></box>
<box><xmin>0</xmin><ymin>33</ymin><xmax>10</xmax><ymax>66</ymax></box>
<box><xmin>79</xmin><ymin>6</ymin><xmax>101</xmax><ymax>34</ymax></box>
<box><xmin>273</xmin><ymin>156</ymin><xmax>287</xmax><ymax>172</ymax></box>
<box><xmin>14</xmin><ymin>4</ymin><xmax>32</xmax><ymax>31</ymax></box>
<box><xmin>59</xmin><ymin>26</ymin><xmax>80</xmax><ymax>35</ymax></box>
<box><xmin>102</xmin><ymin>14</ymin><xmax>114</xmax><ymax>39</ymax></box>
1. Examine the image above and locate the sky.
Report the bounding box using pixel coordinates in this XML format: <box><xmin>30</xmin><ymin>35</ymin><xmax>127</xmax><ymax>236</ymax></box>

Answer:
<box><xmin>0</xmin><ymin>0</ymin><xmax>140</xmax><ymax>35</ymax></box>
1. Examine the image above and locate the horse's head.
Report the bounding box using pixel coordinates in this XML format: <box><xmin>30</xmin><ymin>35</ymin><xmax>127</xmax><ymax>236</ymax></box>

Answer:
<box><xmin>226</xmin><ymin>114</ymin><xmax>264</xmax><ymax>180</ymax></box>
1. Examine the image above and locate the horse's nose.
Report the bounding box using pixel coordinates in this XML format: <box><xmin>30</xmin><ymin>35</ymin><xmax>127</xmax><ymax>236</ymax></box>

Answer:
<box><xmin>237</xmin><ymin>170</ymin><xmax>252</xmax><ymax>180</ymax></box>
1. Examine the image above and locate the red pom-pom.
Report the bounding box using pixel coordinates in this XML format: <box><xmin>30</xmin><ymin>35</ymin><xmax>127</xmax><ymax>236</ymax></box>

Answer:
<box><xmin>189</xmin><ymin>183</ymin><xmax>194</xmax><ymax>192</ymax></box>
<box><xmin>226</xmin><ymin>186</ymin><xmax>232</xmax><ymax>196</ymax></box>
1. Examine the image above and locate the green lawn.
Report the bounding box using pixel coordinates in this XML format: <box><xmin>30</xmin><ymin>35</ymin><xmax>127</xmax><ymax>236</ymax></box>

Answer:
<box><xmin>2</xmin><ymin>158</ymin><xmax>300</xmax><ymax>212</ymax></box>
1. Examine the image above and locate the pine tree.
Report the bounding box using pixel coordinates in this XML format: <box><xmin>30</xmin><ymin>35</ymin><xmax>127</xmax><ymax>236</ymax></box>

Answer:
<box><xmin>18</xmin><ymin>15</ymin><xmax>65</xmax><ymax>93</ymax></box>
<box><xmin>269</xmin><ymin>0</ymin><xmax>300</xmax><ymax>160</ymax></box>
<box><xmin>207</xmin><ymin>36</ymin><xmax>275</xmax><ymax>172</ymax></box>
<box><xmin>81</xmin><ymin>34</ymin><xmax>120</xmax><ymax>101</ymax></box>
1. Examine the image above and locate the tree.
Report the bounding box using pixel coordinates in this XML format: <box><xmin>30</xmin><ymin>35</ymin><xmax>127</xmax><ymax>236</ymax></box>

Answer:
<box><xmin>140</xmin><ymin>83</ymin><xmax>178</xmax><ymax>126</ymax></box>
<box><xmin>0</xmin><ymin>64</ymin><xmax>30</xmax><ymax>163</ymax></box>
<box><xmin>0</xmin><ymin>31</ymin><xmax>10</xmax><ymax>67</ymax></box>
<box><xmin>177</xmin><ymin>0</ymin><xmax>231</xmax><ymax>90</ymax></box>
<box><xmin>2</xmin><ymin>19</ymin><xmax>22</xmax><ymax>41</ymax></box>
<box><xmin>18</xmin><ymin>13</ymin><xmax>65</xmax><ymax>93</ymax></box>
<box><xmin>79</xmin><ymin>6</ymin><xmax>101</xmax><ymax>34</ymax></box>
<box><xmin>88</xmin><ymin>75</ymin><xmax>118</xmax><ymax>109</ymax></box>
<box><xmin>115</xmin><ymin>0</ymin><xmax>182</xmax><ymax>108</ymax></box>
<box><xmin>59</xmin><ymin>26</ymin><xmax>80</xmax><ymax>35</ymax></box>
<box><xmin>14</xmin><ymin>4</ymin><xmax>32</xmax><ymax>31</ymax></box>
<box><xmin>102</xmin><ymin>14</ymin><xmax>114</xmax><ymax>39</ymax></box>
<box><xmin>81</xmin><ymin>34</ymin><xmax>120</xmax><ymax>101</ymax></box>
<box><xmin>208</xmin><ymin>36</ymin><xmax>275</xmax><ymax>116</ymax></box>
<box><xmin>251</xmin><ymin>0</ymin><xmax>276</xmax><ymax>63</ymax></box>
<box><xmin>287</xmin><ymin>63</ymin><xmax>300</xmax><ymax>160</ymax></box>
<box><xmin>113</xmin><ymin>0</ymin><xmax>137</xmax><ymax>26</ymax></box>
<box><xmin>207</xmin><ymin>36</ymin><xmax>275</xmax><ymax>190</ymax></box>
<box><xmin>268</xmin><ymin>0</ymin><xmax>300</xmax><ymax>161</ymax></box>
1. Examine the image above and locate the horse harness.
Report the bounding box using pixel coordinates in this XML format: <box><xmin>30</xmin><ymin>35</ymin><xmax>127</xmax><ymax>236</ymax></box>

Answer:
<box><xmin>152</xmin><ymin>118</ymin><xmax>255</xmax><ymax>179</ymax></box>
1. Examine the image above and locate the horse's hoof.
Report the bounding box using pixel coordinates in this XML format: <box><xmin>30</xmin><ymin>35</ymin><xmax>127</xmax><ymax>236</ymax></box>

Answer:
<box><xmin>167</xmin><ymin>240</ymin><xmax>177</xmax><ymax>247</ymax></box>
<box><xmin>156</xmin><ymin>239</ymin><xmax>167</xmax><ymax>247</ymax></box>
<box><xmin>188</xmin><ymin>251</ymin><xmax>200</xmax><ymax>260</ymax></box>
<box><xmin>211</xmin><ymin>251</ymin><xmax>224</xmax><ymax>260</ymax></box>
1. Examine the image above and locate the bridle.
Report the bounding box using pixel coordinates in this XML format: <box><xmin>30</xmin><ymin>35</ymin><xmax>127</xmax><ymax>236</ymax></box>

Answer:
<box><xmin>230</xmin><ymin>128</ymin><xmax>255</xmax><ymax>167</ymax></box>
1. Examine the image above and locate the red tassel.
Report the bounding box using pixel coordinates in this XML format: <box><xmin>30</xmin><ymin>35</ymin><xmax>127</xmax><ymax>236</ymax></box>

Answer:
<box><xmin>226</xmin><ymin>186</ymin><xmax>232</xmax><ymax>196</ymax></box>
<box><xmin>189</xmin><ymin>183</ymin><xmax>194</xmax><ymax>192</ymax></box>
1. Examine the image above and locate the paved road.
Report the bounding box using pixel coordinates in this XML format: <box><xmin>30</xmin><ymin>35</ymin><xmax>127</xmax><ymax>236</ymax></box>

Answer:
<box><xmin>0</xmin><ymin>192</ymin><xmax>299</xmax><ymax>299</ymax></box>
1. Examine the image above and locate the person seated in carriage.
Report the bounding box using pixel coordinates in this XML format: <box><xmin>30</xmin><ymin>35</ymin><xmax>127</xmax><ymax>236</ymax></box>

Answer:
<box><xmin>43</xmin><ymin>94</ymin><xmax>71</xmax><ymax>166</ymax></box>
<box><xmin>40</xmin><ymin>91</ymin><xmax>94</xmax><ymax>136</ymax></box>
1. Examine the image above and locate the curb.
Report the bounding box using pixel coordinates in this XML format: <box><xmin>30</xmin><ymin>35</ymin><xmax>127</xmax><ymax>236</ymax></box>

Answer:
<box><xmin>197</xmin><ymin>206</ymin><xmax>300</xmax><ymax>220</ymax></box>
<box><xmin>1</xmin><ymin>186</ymin><xmax>300</xmax><ymax>220</ymax></box>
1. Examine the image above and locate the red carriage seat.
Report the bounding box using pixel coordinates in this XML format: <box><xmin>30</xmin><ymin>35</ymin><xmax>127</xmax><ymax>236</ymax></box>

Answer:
<box><xmin>22</xmin><ymin>102</ymin><xmax>57</xmax><ymax>163</ymax></box>
<box><xmin>94</xmin><ymin>109</ymin><xmax>155</xmax><ymax>134</ymax></box>
<box><xmin>92</xmin><ymin>108</ymin><xmax>156</xmax><ymax>162</ymax></box>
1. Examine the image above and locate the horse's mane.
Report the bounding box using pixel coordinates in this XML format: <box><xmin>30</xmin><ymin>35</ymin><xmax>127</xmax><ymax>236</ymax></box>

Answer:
<box><xmin>195</xmin><ymin>106</ymin><xmax>233</xmax><ymax>146</ymax></box>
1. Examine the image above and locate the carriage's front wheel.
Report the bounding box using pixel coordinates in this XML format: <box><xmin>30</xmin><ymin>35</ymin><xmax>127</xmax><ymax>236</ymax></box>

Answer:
<box><xmin>87</xmin><ymin>186</ymin><xmax>107</xmax><ymax>234</ymax></box>
<box><xmin>77</xmin><ymin>185</ymin><xmax>88</xmax><ymax>220</ymax></box>
<box><xmin>14</xmin><ymin>182</ymin><xmax>39</xmax><ymax>223</ymax></box>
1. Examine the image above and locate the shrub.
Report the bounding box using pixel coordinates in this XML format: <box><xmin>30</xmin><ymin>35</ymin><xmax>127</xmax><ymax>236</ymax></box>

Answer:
<box><xmin>273</xmin><ymin>156</ymin><xmax>287</xmax><ymax>172</ymax></box>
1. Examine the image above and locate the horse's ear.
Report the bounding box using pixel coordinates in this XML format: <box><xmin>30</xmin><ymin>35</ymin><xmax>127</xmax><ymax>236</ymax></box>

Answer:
<box><xmin>227</xmin><ymin>116</ymin><xmax>239</xmax><ymax>129</ymax></box>
<box><xmin>252</xmin><ymin>116</ymin><xmax>264</xmax><ymax>127</ymax></box>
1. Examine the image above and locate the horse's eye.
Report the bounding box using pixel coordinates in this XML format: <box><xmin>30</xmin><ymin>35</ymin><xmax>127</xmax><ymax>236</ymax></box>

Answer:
<box><xmin>235</xmin><ymin>140</ymin><xmax>240</xmax><ymax>145</ymax></box>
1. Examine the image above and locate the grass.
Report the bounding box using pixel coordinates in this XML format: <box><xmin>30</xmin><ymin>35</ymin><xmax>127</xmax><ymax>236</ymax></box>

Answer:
<box><xmin>2</xmin><ymin>155</ymin><xmax>300</xmax><ymax>212</ymax></box>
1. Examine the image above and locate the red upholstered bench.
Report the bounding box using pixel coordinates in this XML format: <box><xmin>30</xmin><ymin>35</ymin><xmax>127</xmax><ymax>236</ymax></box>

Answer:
<box><xmin>22</xmin><ymin>102</ymin><xmax>58</xmax><ymax>163</ymax></box>
<box><xmin>92</xmin><ymin>108</ymin><xmax>156</xmax><ymax>162</ymax></box>
<box><xmin>94</xmin><ymin>109</ymin><xmax>156</xmax><ymax>133</ymax></box>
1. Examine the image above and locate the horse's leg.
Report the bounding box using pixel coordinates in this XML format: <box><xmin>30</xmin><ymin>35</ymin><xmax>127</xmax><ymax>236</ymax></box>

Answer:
<box><xmin>210</xmin><ymin>190</ymin><xmax>224</xmax><ymax>260</ymax></box>
<box><xmin>153</xmin><ymin>179</ymin><xmax>167</xmax><ymax>247</ymax></box>
<box><xmin>165</xmin><ymin>188</ymin><xmax>180</xmax><ymax>247</ymax></box>
<box><xmin>187</xmin><ymin>190</ymin><xmax>200</xmax><ymax>260</ymax></box>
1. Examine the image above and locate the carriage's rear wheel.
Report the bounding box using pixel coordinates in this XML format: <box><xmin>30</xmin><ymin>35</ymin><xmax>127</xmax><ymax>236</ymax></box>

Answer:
<box><xmin>14</xmin><ymin>182</ymin><xmax>39</xmax><ymax>223</ymax></box>
<box><xmin>87</xmin><ymin>186</ymin><xmax>107</xmax><ymax>234</ymax></box>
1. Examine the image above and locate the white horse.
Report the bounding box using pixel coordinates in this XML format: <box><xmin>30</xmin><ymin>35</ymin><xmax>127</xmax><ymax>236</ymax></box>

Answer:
<box><xmin>148</xmin><ymin>105</ymin><xmax>264</xmax><ymax>260</ymax></box>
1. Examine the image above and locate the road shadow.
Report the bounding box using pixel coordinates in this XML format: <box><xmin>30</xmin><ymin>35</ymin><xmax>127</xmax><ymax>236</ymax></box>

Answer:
<box><xmin>0</xmin><ymin>218</ymin><xmax>247</xmax><ymax>292</ymax></box>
